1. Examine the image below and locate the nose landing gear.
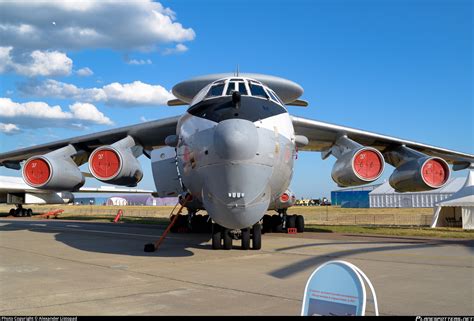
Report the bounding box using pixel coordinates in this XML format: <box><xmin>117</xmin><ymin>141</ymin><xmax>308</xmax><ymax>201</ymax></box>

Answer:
<box><xmin>211</xmin><ymin>223</ymin><xmax>262</xmax><ymax>250</ymax></box>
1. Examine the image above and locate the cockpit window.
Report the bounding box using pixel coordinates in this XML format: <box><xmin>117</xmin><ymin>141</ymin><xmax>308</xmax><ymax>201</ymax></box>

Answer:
<box><xmin>238</xmin><ymin>82</ymin><xmax>248</xmax><ymax>95</ymax></box>
<box><xmin>199</xmin><ymin>78</ymin><xmax>282</xmax><ymax>105</ymax></box>
<box><xmin>225</xmin><ymin>82</ymin><xmax>236</xmax><ymax>95</ymax></box>
<box><xmin>207</xmin><ymin>83</ymin><xmax>225</xmax><ymax>97</ymax></box>
<box><xmin>268</xmin><ymin>90</ymin><xmax>282</xmax><ymax>104</ymax></box>
<box><xmin>249</xmin><ymin>84</ymin><xmax>268</xmax><ymax>98</ymax></box>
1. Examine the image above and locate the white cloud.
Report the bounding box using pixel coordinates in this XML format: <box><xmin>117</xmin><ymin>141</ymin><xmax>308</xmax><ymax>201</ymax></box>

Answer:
<box><xmin>19</xmin><ymin>79</ymin><xmax>175</xmax><ymax>107</ymax></box>
<box><xmin>103</xmin><ymin>81</ymin><xmax>173</xmax><ymax>106</ymax></box>
<box><xmin>128</xmin><ymin>59</ymin><xmax>152</xmax><ymax>65</ymax></box>
<box><xmin>76</xmin><ymin>67</ymin><xmax>93</xmax><ymax>76</ymax></box>
<box><xmin>0</xmin><ymin>98</ymin><xmax>113</xmax><ymax>130</ymax></box>
<box><xmin>0</xmin><ymin>123</ymin><xmax>21</xmax><ymax>135</ymax></box>
<box><xmin>0</xmin><ymin>46</ymin><xmax>72</xmax><ymax>77</ymax></box>
<box><xmin>0</xmin><ymin>1</ymin><xmax>195</xmax><ymax>51</ymax></box>
<box><xmin>163</xmin><ymin>43</ymin><xmax>188</xmax><ymax>55</ymax></box>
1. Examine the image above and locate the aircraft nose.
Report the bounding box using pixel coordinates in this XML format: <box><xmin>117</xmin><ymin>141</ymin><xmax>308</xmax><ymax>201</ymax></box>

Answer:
<box><xmin>214</xmin><ymin>119</ymin><xmax>258</xmax><ymax>160</ymax></box>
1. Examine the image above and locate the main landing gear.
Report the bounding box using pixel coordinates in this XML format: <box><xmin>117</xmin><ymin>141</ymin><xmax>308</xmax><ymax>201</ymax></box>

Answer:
<box><xmin>211</xmin><ymin>223</ymin><xmax>261</xmax><ymax>250</ymax></box>
<box><xmin>9</xmin><ymin>204</ymin><xmax>33</xmax><ymax>217</ymax></box>
<box><xmin>261</xmin><ymin>209</ymin><xmax>304</xmax><ymax>234</ymax></box>
<box><xmin>168</xmin><ymin>211</ymin><xmax>262</xmax><ymax>250</ymax></box>
<box><xmin>169</xmin><ymin>212</ymin><xmax>212</xmax><ymax>233</ymax></box>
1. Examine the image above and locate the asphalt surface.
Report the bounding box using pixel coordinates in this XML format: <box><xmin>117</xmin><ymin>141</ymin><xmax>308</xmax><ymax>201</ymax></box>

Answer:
<box><xmin>0</xmin><ymin>218</ymin><xmax>472</xmax><ymax>316</ymax></box>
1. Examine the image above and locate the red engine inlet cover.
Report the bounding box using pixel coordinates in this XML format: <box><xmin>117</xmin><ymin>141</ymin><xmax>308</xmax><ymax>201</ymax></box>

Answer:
<box><xmin>280</xmin><ymin>193</ymin><xmax>290</xmax><ymax>202</ymax></box>
<box><xmin>422</xmin><ymin>159</ymin><xmax>448</xmax><ymax>187</ymax></box>
<box><xmin>353</xmin><ymin>149</ymin><xmax>383</xmax><ymax>180</ymax></box>
<box><xmin>90</xmin><ymin>149</ymin><xmax>121</xmax><ymax>179</ymax></box>
<box><xmin>24</xmin><ymin>158</ymin><xmax>51</xmax><ymax>186</ymax></box>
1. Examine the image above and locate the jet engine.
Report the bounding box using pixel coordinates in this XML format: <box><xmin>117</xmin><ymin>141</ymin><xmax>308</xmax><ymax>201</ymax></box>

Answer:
<box><xmin>88</xmin><ymin>136</ymin><xmax>143</xmax><ymax>187</ymax></box>
<box><xmin>269</xmin><ymin>189</ymin><xmax>296</xmax><ymax>211</ymax></box>
<box><xmin>22</xmin><ymin>145</ymin><xmax>85</xmax><ymax>191</ymax></box>
<box><xmin>327</xmin><ymin>136</ymin><xmax>385</xmax><ymax>187</ymax></box>
<box><xmin>389</xmin><ymin>156</ymin><xmax>449</xmax><ymax>192</ymax></box>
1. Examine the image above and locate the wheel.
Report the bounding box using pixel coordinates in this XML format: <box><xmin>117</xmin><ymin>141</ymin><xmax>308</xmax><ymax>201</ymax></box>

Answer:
<box><xmin>15</xmin><ymin>208</ymin><xmax>24</xmax><ymax>217</ymax></box>
<box><xmin>262</xmin><ymin>215</ymin><xmax>272</xmax><ymax>234</ymax></box>
<box><xmin>223</xmin><ymin>228</ymin><xmax>232</xmax><ymax>250</ymax></box>
<box><xmin>272</xmin><ymin>215</ymin><xmax>283</xmax><ymax>233</ymax></box>
<box><xmin>286</xmin><ymin>215</ymin><xmax>296</xmax><ymax>229</ymax></box>
<box><xmin>296</xmin><ymin>215</ymin><xmax>304</xmax><ymax>233</ymax></box>
<box><xmin>241</xmin><ymin>228</ymin><xmax>250</xmax><ymax>250</ymax></box>
<box><xmin>27</xmin><ymin>209</ymin><xmax>33</xmax><ymax>217</ymax></box>
<box><xmin>205</xmin><ymin>216</ymin><xmax>212</xmax><ymax>233</ymax></box>
<box><xmin>212</xmin><ymin>223</ymin><xmax>222</xmax><ymax>249</ymax></box>
<box><xmin>251</xmin><ymin>224</ymin><xmax>262</xmax><ymax>250</ymax></box>
<box><xmin>191</xmin><ymin>215</ymin><xmax>201</xmax><ymax>233</ymax></box>
<box><xmin>170</xmin><ymin>215</ymin><xmax>178</xmax><ymax>233</ymax></box>
<box><xmin>9</xmin><ymin>208</ymin><xmax>15</xmax><ymax>216</ymax></box>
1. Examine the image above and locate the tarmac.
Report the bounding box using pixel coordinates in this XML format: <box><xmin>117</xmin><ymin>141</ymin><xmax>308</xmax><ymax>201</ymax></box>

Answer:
<box><xmin>0</xmin><ymin>218</ymin><xmax>472</xmax><ymax>316</ymax></box>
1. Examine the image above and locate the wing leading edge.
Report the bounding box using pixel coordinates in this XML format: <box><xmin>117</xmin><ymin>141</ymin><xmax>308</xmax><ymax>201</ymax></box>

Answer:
<box><xmin>0</xmin><ymin>116</ymin><xmax>180</xmax><ymax>169</ymax></box>
<box><xmin>291</xmin><ymin>116</ymin><xmax>474</xmax><ymax>170</ymax></box>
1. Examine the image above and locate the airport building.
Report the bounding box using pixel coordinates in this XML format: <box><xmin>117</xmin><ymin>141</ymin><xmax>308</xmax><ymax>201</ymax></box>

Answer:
<box><xmin>330</xmin><ymin>184</ymin><xmax>382</xmax><ymax>208</ymax></box>
<box><xmin>331</xmin><ymin>177</ymin><xmax>466</xmax><ymax>208</ymax></box>
<box><xmin>73</xmin><ymin>194</ymin><xmax>178</xmax><ymax>206</ymax></box>
<box><xmin>369</xmin><ymin>177</ymin><xmax>465</xmax><ymax>208</ymax></box>
<box><xmin>105</xmin><ymin>195</ymin><xmax>178</xmax><ymax>206</ymax></box>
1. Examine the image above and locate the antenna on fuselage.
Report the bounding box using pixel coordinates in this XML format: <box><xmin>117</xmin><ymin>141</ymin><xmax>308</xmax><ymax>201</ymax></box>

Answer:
<box><xmin>235</xmin><ymin>64</ymin><xmax>239</xmax><ymax>77</ymax></box>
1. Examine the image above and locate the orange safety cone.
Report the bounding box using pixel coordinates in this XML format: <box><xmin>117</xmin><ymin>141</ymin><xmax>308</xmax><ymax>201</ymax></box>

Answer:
<box><xmin>113</xmin><ymin>209</ymin><xmax>123</xmax><ymax>223</ymax></box>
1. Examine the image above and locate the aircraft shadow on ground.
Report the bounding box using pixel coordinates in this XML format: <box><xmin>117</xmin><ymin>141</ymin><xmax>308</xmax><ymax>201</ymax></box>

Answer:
<box><xmin>0</xmin><ymin>221</ymin><xmax>213</xmax><ymax>258</ymax></box>
<box><xmin>269</xmin><ymin>238</ymin><xmax>474</xmax><ymax>279</ymax></box>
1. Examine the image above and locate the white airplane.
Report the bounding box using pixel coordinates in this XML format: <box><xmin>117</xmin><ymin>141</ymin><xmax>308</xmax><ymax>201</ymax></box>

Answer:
<box><xmin>0</xmin><ymin>175</ymin><xmax>152</xmax><ymax>216</ymax></box>
<box><xmin>1</xmin><ymin>73</ymin><xmax>472</xmax><ymax>250</ymax></box>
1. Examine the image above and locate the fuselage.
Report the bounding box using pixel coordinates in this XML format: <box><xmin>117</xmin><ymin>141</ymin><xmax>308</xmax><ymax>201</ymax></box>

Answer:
<box><xmin>175</xmin><ymin>77</ymin><xmax>296</xmax><ymax>229</ymax></box>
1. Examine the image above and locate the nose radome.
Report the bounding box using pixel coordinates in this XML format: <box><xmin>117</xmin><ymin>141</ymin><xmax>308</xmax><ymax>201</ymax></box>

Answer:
<box><xmin>214</xmin><ymin>119</ymin><xmax>258</xmax><ymax>160</ymax></box>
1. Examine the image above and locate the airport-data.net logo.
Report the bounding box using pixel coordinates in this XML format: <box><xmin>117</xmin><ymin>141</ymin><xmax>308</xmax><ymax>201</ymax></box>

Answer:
<box><xmin>416</xmin><ymin>317</ymin><xmax>474</xmax><ymax>321</ymax></box>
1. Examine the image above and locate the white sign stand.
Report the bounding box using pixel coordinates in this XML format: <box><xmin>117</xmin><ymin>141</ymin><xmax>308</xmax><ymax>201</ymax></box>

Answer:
<box><xmin>301</xmin><ymin>260</ymin><xmax>379</xmax><ymax>316</ymax></box>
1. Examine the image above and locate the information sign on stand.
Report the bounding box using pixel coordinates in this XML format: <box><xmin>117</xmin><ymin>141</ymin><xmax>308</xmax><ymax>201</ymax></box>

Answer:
<box><xmin>301</xmin><ymin>260</ymin><xmax>378</xmax><ymax>316</ymax></box>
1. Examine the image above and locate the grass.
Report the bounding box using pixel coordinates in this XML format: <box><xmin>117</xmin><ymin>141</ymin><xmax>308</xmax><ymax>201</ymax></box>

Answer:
<box><xmin>305</xmin><ymin>224</ymin><xmax>474</xmax><ymax>239</ymax></box>
<box><xmin>55</xmin><ymin>214</ymin><xmax>170</xmax><ymax>226</ymax></box>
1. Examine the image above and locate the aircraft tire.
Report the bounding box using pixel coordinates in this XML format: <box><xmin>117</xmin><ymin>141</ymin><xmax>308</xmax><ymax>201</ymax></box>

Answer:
<box><xmin>170</xmin><ymin>215</ymin><xmax>178</xmax><ymax>233</ymax></box>
<box><xmin>296</xmin><ymin>215</ymin><xmax>304</xmax><ymax>233</ymax></box>
<box><xmin>223</xmin><ymin>228</ymin><xmax>232</xmax><ymax>250</ymax></box>
<box><xmin>252</xmin><ymin>224</ymin><xmax>262</xmax><ymax>250</ymax></box>
<box><xmin>212</xmin><ymin>224</ymin><xmax>222</xmax><ymax>249</ymax></box>
<box><xmin>206</xmin><ymin>217</ymin><xmax>213</xmax><ymax>233</ymax></box>
<box><xmin>262</xmin><ymin>215</ymin><xmax>272</xmax><ymax>234</ymax></box>
<box><xmin>191</xmin><ymin>215</ymin><xmax>201</xmax><ymax>233</ymax></box>
<box><xmin>27</xmin><ymin>209</ymin><xmax>33</xmax><ymax>217</ymax></box>
<box><xmin>287</xmin><ymin>215</ymin><xmax>296</xmax><ymax>229</ymax></box>
<box><xmin>9</xmin><ymin>208</ymin><xmax>15</xmax><ymax>216</ymax></box>
<box><xmin>272</xmin><ymin>215</ymin><xmax>283</xmax><ymax>233</ymax></box>
<box><xmin>241</xmin><ymin>228</ymin><xmax>250</xmax><ymax>250</ymax></box>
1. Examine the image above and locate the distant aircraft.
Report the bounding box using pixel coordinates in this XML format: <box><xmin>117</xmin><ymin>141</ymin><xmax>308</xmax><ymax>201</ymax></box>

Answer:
<box><xmin>0</xmin><ymin>175</ymin><xmax>152</xmax><ymax>216</ymax></box>
<box><xmin>0</xmin><ymin>73</ymin><xmax>472</xmax><ymax>249</ymax></box>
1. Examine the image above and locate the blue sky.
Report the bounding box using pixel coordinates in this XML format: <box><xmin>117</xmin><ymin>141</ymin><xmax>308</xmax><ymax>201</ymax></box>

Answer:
<box><xmin>0</xmin><ymin>0</ymin><xmax>472</xmax><ymax>199</ymax></box>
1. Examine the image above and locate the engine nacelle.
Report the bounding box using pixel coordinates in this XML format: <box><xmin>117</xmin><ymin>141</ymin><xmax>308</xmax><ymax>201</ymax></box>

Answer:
<box><xmin>89</xmin><ymin>141</ymin><xmax>143</xmax><ymax>187</ymax></box>
<box><xmin>389</xmin><ymin>156</ymin><xmax>450</xmax><ymax>192</ymax></box>
<box><xmin>22</xmin><ymin>145</ymin><xmax>85</xmax><ymax>191</ymax></box>
<box><xmin>268</xmin><ymin>189</ymin><xmax>296</xmax><ymax>211</ymax></box>
<box><xmin>331</xmin><ymin>147</ymin><xmax>385</xmax><ymax>187</ymax></box>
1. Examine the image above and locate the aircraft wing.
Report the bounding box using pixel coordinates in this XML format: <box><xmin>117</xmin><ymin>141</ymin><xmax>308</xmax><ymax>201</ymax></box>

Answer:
<box><xmin>0</xmin><ymin>116</ymin><xmax>180</xmax><ymax>169</ymax></box>
<box><xmin>291</xmin><ymin>116</ymin><xmax>474</xmax><ymax>169</ymax></box>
